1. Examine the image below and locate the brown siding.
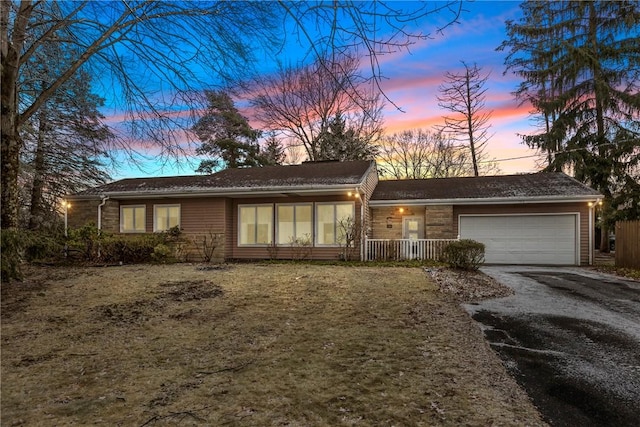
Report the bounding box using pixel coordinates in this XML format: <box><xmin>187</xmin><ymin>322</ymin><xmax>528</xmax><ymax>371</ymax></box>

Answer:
<box><xmin>453</xmin><ymin>203</ymin><xmax>591</xmax><ymax>265</ymax></box>
<box><xmin>116</xmin><ymin>197</ymin><xmax>229</xmax><ymax>262</ymax></box>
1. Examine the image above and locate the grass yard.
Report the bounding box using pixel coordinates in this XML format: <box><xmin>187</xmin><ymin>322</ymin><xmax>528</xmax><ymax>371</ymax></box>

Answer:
<box><xmin>1</xmin><ymin>264</ymin><xmax>545</xmax><ymax>426</ymax></box>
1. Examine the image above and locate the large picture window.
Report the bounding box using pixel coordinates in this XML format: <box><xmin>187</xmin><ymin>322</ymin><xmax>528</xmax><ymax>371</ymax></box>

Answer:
<box><xmin>239</xmin><ymin>205</ymin><xmax>273</xmax><ymax>245</ymax></box>
<box><xmin>120</xmin><ymin>205</ymin><xmax>146</xmax><ymax>233</ymax></box>
<box><xmin>315</xmin><ymin>202</ymin><xmax>354</xmax><ymax>245</ymax></box>
<box><xmin>154</xmin><ymin>204</ymin><xmax>180</xmax><ymax>232</ymax></box>
<box><xmin>277</xmin><ymin>204</ymin><xmax>312</xmax><ymax>244</ymax></box>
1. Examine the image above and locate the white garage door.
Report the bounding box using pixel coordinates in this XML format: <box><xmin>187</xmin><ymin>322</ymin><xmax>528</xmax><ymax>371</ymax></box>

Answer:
<box><xmin>459</xmin><ymin>214</ymin><xmax>578</xmax><ymax>265</ymax></box>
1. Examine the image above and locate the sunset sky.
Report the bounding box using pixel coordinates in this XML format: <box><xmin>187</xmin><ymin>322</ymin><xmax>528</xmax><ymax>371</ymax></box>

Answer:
<box><xmin>109</xmin><ymin>1</ymin><xmax>544</xmax><ymax>179</ymax></box>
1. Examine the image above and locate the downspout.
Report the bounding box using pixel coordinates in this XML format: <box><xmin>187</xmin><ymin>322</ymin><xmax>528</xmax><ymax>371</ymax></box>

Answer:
<box><xmin>588</xmin><ymin>199</ymin><xmax>599</xmax><ymax>266</ymax></box>
<box><xmin>97</xmin><ymin>195</ymin><xmax>109</xmax><ymax>231</ymax></box>
<box><xmin>588</xmin><ymin>202</ymin><xmax>593</xmax><ymax>265</ymax></box>
<box><xmin>97</xmin><ymin>196</ymin><xmax>109</xmax><ymax>259</ymax></box>
<box><xmin>357</xmin><ymin>186</ymin><xmax>365</xmax><ymax>261</ymax></box>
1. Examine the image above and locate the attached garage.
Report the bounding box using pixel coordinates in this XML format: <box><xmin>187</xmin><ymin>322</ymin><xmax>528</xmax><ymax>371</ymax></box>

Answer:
<box><xmin>459</xmin><ymin>214</ymin><xmax>579</xmax><ymax>265</ymax></box>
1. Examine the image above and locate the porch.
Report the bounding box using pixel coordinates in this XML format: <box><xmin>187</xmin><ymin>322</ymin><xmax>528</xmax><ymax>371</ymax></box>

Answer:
<box><xmin>365</xmin><ymin>238</ymin><xmax>458</xmax><ymax>261</ymax></box>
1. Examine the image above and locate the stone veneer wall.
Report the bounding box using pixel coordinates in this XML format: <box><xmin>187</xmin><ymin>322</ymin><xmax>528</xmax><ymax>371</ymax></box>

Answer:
<box><xmin>68</xmin><ymin>199</ymin><xmax>119</xmax><ymax>232</ymax></box>
<box><xmin>370</xmin><ymin>206</ymin><xmax>423</xmax><ymax>240</ymax></box>
<box><xmin>424</xmin><ymin>205</ymin><xmax>455</xmax><ymax>239</ymax></box>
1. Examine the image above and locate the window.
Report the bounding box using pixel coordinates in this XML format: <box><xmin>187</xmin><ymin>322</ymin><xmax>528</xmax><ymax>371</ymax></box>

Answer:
<box><xmin>120</xmin><ymin>205</ymin><xmax>146</xmax><ymax>233</ymax></box>
<box><xmin>277</xmin><ymin>204</ymin><xmax>312</xmax><ymax>244</ymax></box>
<box><xmin>154</xmin><ymin>204</ymin><xmax>180</xmax><ymax>232</ymax></box>
<box><xmin>315</xmin><ymin>202</ymin><xmax>354</xmax><ymax>245</ymax></box>
<box><xmin>239</xmin><ymin>205</ymin><xmax>273</xmax><ymax>245</ymax></box>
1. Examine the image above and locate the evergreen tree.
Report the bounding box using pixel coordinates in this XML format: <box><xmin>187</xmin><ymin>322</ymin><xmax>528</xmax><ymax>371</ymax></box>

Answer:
<box><xmin>260</xmin><ymin>133</ymin><xmax>286</xmax><ymax>166</ymax></box>
<box><xmin>19</xmin><ymin>36</ymin><xmax>112</xmax><ymax>230</ymax></box>
<box><xmin>193</xmin><ymin>91</ymin><xmax>263</xmax><ymax>172</ymax></box>
<box><xmin>500</xmin><ymin>1</ymin><xmax>640</xmax><ymax>250</ymax></box>
<box><xmin>315</xmin><ymin>112</ymin><xmax>378</xmax><ymax>161</ymax></box>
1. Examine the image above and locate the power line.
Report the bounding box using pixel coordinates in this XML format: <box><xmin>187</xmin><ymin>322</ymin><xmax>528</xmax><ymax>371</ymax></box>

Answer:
<box><xmin>481</xmin><ymin>141</ymin><xmax>623</xmax><ymax>164</ymax></box>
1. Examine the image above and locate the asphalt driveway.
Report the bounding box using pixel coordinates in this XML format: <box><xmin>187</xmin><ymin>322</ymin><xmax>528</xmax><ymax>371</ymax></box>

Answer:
<box><xmin>465</xmin><ymin>266</ymin><xmax>640</xmax><ymax>427</ymax></box>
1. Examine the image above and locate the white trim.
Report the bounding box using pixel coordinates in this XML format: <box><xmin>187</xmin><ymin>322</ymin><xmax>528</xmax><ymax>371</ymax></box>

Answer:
<box><xmin>237</xmin><ymin>203</ymin><xmax>274</xmax><ymax>247</ymax></box>
<box><xmin>275</xmin><ymin>203</ymin><xmax>313</xmax><ymax>246</ymax></box>
<box><xmin>120</xmin><ymin>205</ymin><xmax>146</xmax><ymax>233</ymax></box>
<box><xmin>401</xmin><ymin>215</ymin><xmax>424</xmax><ymax>240</ymax></box>
<box><xmin>589</xmin><ymin>205</ymin><xmax>594</xmax><ymax>265</ymax></box>
<box><xmin>153</xmin><ymin>204</ymin><xmax>181</xmax><ymax>232</ymax></box>
<box><xmin>68</xmin><ymin>184</ymin><xmax>362</xmax><ymax>200</ymax></box>
<box><xmin>458</xmin><ymin>213</ymin><xmax>580</xmax><ymax>265</ymax></box>
<box><xmin>370</xmin><ymin>195</ymin><xmax>601</xmax><ymax>207</ymax></box>
<box><xmin>314</xmin><ymin>201</ymin><xmax>356</xmax><ymax>247</ymax></box>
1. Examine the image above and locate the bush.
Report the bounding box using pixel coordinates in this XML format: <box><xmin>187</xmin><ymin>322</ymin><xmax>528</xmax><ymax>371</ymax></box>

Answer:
<box><xmin>65</xmin><ymin>225</ymin><xmax>183</xmax><ymax>264</ymax></box>
<box><xmin>1</xmin><ymin>229</ymin><xmax>67</xmax><ymax>282</ymax></box>
<box><xmin>23</xmin><ymin>230</ymin><xmax>65</xmax><ymax>262</ymax></box>
<box><xmin>441</xmin><ymin>239</ymin><xmax>485</xmax><ymax>270</ymax></box>
<box><xmin>67</xmin><ymin>223</ymin><xmax>103</xmax><ymax>260</ymax></box>
<box><xmin>192</xmin><ymin>231</ymin><xmax>223</xmax><ymax>262</ymax></box>
<box><xmin>1</xmin><ymin>230</ymin><xmax>25</xmax><ymax>282</ymax></box>
<box><xmin>101</xmin><ymin>234</ymin><xmax>162</xmax><ymax>263</ymax></box>
<box><xmin>152</xmin><ymin>243</ymin><xmax>172</xmax><ymax>263</ymax></box>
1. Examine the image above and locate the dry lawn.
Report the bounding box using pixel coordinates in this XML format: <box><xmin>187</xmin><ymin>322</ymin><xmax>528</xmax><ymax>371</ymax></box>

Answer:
<box><xmin>1</xmin><ymin>264</ymin><xmax>545</xmax><ymax>426</ymax></box>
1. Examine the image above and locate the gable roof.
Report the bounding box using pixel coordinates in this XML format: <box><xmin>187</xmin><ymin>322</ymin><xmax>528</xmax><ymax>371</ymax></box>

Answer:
<box><xmin>370</xmin><ymin>173</ymin><xmax>602</xmax><ymax>205</ymax></box>
<box><xmin>71</xmin><ymin>160</ymin><xmax>375</xmax><ymax>199</ymax></box>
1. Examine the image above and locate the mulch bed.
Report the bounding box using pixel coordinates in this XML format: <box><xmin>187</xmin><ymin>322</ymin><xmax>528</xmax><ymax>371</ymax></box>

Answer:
<box><xmin>425</xmin><ymin>267</ymin><xmax>514</xmax><ymax>302</ymax></box>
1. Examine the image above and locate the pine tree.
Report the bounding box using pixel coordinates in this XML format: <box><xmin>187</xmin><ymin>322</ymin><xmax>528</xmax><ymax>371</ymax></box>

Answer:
<box><xmin>501</xmin><ymin>1</ymin><xmax>640</xmax><ymax>250</ymax></box>
<box><xmin>315</xmin><ymin>112</ymin><xmax>378</xmax><ymax>161</ymax></box>
<box><xmin>19</xmin><ymin>40</ymin><xmax>112</xmax><ymax>230</ymax></box>
<box><xmin>193</xmin><ymin>91</ymin><xmax>263</xmax><ymax>172</ymax></box>
<box><xmin>260</xmin><ymin>133</ymin><xmax>286</xmax><ymax>166</ymax></box>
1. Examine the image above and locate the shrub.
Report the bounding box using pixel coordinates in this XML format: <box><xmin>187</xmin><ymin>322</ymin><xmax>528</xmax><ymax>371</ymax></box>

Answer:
<box><xmin>289</xmin><ymin>234</ymin><xmax>312</xmax><ymax>261</ymax></box>
<box><xmin>152</xmin><ymin>243</ymin><xmax>172</xmax><ymax>263</ymax></box>
<box><xmin>67</xmin><ymin>223</ymin><xmax>103</xmax><ymax>260</ymax></box>
<box><xmin>192</xmin><ymin>231</ymin><xmax>223</xmax><ymax>262</ymax></box>
<box><xmin>441</xmin><ymin>239</ymin><xmax>485</xmax><ymax>270</ymax></box>
<box><xmin>1</xmin><ymin>229</ymin><xmax>25</xmax><ymax>282</ymax></box>
<box><xmin>23</xmin><ymin>230</ymin><xmax>65</xmax><ymax>262</ymax></box>
<box><xmin>101</xmin><ymin>234</ymin><xmax>164</xmax><ymax>264</ymax></box>
<box><xmin>64</xmin><ymin>226</ymin><xmax>183</xmax><ymax>264</ymax></box>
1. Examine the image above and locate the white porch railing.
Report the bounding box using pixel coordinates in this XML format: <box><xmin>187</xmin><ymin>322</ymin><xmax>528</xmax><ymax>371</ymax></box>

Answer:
<box><xmin>365</xmin><ymin>238</ymin><xmax>458</xmax><ymax>261</ymax></box>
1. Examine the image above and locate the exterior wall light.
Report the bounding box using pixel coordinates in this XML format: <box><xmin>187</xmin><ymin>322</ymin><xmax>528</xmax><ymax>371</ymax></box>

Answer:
<box><xmin>63</xmin><ymin>201</ymin><xmax>71</xmax><ymax>237</ymax></box>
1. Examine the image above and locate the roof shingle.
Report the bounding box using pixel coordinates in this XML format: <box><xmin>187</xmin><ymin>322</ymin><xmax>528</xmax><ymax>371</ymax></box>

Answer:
<box><xmin>74</xmin><ymin>160</ymin><xmax>374</xmax><ymax>196</ymax></box>
<box><xmin>371</xmin><ymin>173</ymin><xmax>601</xmax><ymax>201</ymax></box>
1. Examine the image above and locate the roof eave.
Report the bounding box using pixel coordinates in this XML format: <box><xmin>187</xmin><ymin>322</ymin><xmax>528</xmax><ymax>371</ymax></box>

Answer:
<box><xmin>67</xmin><ymin>183</ymin><xmax>362</xmax><ymax>200</ymax></box>
<box><xmin>369</xmin><ymin>194</ymin><xmax>604</xmax><ymax>206</ymax></box>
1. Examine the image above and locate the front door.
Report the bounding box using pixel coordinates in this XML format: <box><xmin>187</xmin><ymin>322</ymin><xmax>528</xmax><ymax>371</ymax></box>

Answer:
<box><xmin>403</xmin><ymin>216</ymin><xmax>423</xmax><ymax>240</ymax></box>
<box><xmin>402</xmin><ymin>216</ymin><xmax>424</xmax><ymax>259</ymax></box>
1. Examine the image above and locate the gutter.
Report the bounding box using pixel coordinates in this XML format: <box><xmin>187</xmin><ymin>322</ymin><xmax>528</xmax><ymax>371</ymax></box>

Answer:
<box><xmin>67</xmin><ymin>183</ymin><xmax>364</xmax><ymax>201</ymax></box>
<box><xmin>369</xmin><ymin>194</ymin><xmax>604</xmax><ymax>206</ymax></box>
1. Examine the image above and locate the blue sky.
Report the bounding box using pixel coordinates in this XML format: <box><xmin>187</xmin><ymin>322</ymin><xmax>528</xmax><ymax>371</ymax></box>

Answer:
<box><xmin>108</xmin><ymin>1</ymin><xmax>542</xmax><ymax>179</ymax></box>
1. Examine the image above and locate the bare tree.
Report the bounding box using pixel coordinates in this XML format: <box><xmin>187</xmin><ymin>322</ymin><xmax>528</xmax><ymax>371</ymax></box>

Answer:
<box><xmin>377</xmin><ymin>129</ymin><xmax>474</xmax><ymax>179</ymax></box>
<box><xmin>1</xmin><ymin>1</ymin><xmax>463</xmax><ymax>228</ymax></box>
<box><xmin>437</xmin><ymin>61</ymin><xmax>493</xmax><ymax>176</ymax></box>
<box><xmin>248</xmin><ymin>54</ymin><xmax>384</xmax><ymax>162</ymax></box>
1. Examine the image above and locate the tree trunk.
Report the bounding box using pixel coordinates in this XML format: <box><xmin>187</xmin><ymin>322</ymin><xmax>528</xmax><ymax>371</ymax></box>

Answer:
<box><xmin>466</xmin><ymin>69</ymin><xmax>479</xmax><ymax>177</ymax></box>
<box><xmin>28</xmin><ymin>110</ymin><xmax>48</xmax><ymax>230</ymax></box>
<box><xmin>1</xmin><ymin>45</ymin><xmax>20</xmax><ymax>229</ymax></box>
<box><xmin>1</xmin><ymin>0</ymin><xmax>33</xmax><ymax>229</ymax></box>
